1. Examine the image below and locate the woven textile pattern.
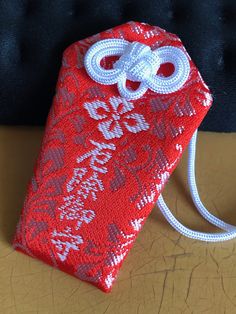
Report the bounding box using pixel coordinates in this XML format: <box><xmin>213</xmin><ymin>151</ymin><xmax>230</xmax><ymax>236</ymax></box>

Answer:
<box><xmin>13</xmin><ymin>21</ymin><xmax>212</xmax><ymax>292</ymax></box>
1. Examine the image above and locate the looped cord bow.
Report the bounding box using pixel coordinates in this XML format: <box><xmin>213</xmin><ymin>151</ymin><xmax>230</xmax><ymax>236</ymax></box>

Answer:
<box><xmin>84</xmin><ymin>39</ymin><xmax>190</xmax><ymax>100</ymax></box>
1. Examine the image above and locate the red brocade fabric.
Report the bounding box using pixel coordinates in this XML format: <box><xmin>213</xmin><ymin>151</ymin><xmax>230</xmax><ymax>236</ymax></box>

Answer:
<box><xmin>13</xmin><ymin>21</ymin><xmax>212</xmax><ymax>292</ymax></box>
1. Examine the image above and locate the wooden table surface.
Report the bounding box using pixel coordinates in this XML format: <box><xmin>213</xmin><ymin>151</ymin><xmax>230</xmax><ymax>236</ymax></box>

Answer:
<box><xmin>1</xmin><ymin>126</ymin><xmax>236</xmax><ymax>314</ymax></box>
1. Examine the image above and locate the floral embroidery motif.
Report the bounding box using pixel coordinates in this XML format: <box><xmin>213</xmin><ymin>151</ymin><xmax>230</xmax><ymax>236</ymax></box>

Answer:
<box><xmin>84</xmin><ymin>96</ymin><xmax>150</xmax><ymax>140</ymax></box>
<box><xmin>13</xmin><ymin>21</ymin><xmax>212</xmax><ymax>293</ymax></box>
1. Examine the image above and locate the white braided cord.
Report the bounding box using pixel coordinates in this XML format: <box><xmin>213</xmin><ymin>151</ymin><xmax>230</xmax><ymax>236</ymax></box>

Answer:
<box><xmin>84</xmin><ymin>39</ymin><xmax>190</xmax><ymax>100</ymax></box>
<box><xmin>84</xmin><ymin>38</ymin><xmax>234</xmax><ymax>242</ymax></box>
<box><xmin>157</xmin><ymin>130</ymin><xmax>236</xmax><ymax>242</ymax></box>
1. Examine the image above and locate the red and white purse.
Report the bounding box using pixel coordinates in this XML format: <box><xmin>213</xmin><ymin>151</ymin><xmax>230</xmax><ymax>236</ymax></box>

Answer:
<box><xmin>14</xmin><ymin>21</ymin><xmax>233</xmax><ymax>293</ymax></box>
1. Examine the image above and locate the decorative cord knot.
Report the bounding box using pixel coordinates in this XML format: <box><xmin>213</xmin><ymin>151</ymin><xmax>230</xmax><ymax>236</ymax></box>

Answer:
<box><xmin>113</xmin><ymin>42</ymin><xmax>160</xmax><ymax>82</ymax></box>
<box><xmin>84</xmin><ymin>38</ymin><xmax>190</xmax><ymax>100</ymax></box>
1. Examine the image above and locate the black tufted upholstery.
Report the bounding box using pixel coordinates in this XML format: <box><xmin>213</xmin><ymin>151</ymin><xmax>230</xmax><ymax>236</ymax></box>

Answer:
<box><xmin>0</xmin><ymin>0</ymin><xmax>235</xmax><ymax>131</ymax></box>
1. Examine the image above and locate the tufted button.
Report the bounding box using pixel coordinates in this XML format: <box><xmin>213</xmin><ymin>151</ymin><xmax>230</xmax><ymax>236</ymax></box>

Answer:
<box><xmin>0</xmin><ymin>32</ymin><xmax>21</xmax><ymax>66</ymax></box>
<box><xmin>222</xmin><ymin>4</ymin><xmax>236</xmax><ymax>24</ymax></box>
<box><xmin>223</xmin><ymin>45</ymin><xmax>236</xmax><ymax>72</ymax></box>
<box><xmin>25</xmin><ymin>1</ymin><xmax>38</xmax><ymax>17</ymax></box>
<box><xmin>172</xmin><ymin>4</ymin><xmax>189</xmax><ymax>22</ymax></box>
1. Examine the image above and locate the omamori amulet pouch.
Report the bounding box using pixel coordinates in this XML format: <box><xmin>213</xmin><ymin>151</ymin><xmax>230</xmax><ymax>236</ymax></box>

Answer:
<box><xmin>13</xmin><ymin>21</ymin><xmax>214</xmax><ymax>292</ymax></box>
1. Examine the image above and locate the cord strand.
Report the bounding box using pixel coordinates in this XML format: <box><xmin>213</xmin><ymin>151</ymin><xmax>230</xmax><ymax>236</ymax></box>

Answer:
<box><xmin>157</xmin><ymin>130</ymin><xmax>236</xmax><ymax>242</ymax></box>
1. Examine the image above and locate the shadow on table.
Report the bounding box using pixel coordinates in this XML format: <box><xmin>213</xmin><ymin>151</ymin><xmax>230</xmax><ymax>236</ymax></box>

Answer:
<box><xmin>0</xmin><ymin>126</ymin><xmax>43</xmax><ymax>244</ymax></box>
